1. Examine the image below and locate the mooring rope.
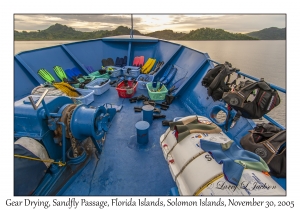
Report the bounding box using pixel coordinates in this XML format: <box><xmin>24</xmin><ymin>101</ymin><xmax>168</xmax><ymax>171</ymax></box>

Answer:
<box><xmin>14</xmin><ymin>154</ymin><xmax>66</xmax><ymax>167</ymax></box>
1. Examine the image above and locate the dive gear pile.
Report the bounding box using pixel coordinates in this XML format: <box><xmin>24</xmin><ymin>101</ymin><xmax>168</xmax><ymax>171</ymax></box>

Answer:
<box><xmin>114</xmin><ymin>56</ymin><xmax>127</xmax><ymax>67</ymax></box>
<box><xmin>222</xmin><ymin>79</ymin><xmax>281</xmax><ymax>119</ymax></box>
<box><xmin>159</xmin><ymin>65</ymin><xmax>177</xmax><ymax>86</ymax></box>
<box><xmin>173</xmin><ymin>119</ymin><xmax>222</xmax><ymax>142</ymax></box>
<box><xmin>102</xmin><ymin>58</ymin><xmax>115</xmax><ymax>67</ymax></box>
<box><xmin>53</xmin><ymin>65</ymin><xmax>68</xmax><ymax>82</ymax></box>
<box><xmin>37</xmin><ymin>68</ymin><xmax>81</xmax><ymax>97</ymax></box>
<box><xmin>240</xmin><ymin>123</ymin><xmax>286</xmax><ymax>178</ymax></box>
<box><xmin>141</xmin><ymin>58</ymin><xmax>156</xmax><ymax>74</ymax></box>
<box><xmin>202</xmin><ymin>62</ymin><xmax>281</xmax><ymax>130</ymax></box>
<box><xmin>133</xmin><ymin>56</ymin><xmax>144</xmax><ymax>67</ymax></box>
<box><xmin>202</xmin><ymin>61</ymin><xmax>238</xmax><ymax>101</ymax></box>
<box><xmin>149</xmin><ymin>61</ymin><xmax>164</xmax><ymax>75</ymax></box>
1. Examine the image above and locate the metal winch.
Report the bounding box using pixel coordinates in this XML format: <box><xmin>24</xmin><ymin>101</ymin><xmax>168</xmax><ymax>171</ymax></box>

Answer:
<box><xmin>14</xmin><ymin>90</ymin><xmax>116</xmax><ymax>195</ymax></box>
<box><xmin>14</xmin><ymin>89</ymin><xmax>116</xmax><ymax>160</ymax></box>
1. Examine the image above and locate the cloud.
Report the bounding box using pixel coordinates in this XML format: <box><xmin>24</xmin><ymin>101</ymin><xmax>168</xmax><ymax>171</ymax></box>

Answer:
<box><xmin>14</xmin><ymin>14</ymin><xmax>286</xmax><ymax>33</ymax></box>
<box><xmin>14</xmin><ymin>14</ymin><xmax>136</xmax><ymax>31</ymax></box>
<box><xmin>164</xmin><ymin>14</ymin><xmax>286</xmax><ymax>33</ymax></box>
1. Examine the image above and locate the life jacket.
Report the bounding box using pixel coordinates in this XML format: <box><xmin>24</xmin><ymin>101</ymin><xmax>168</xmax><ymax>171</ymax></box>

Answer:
<box><xmin>222</xmin><ymin>79</ymin><xmax>280</xmax><ymax>119</ymax></box>
<box><xmin>202</xmin><ymin>61</ymin><xmax>237</xmax><ymax>101</ymax></box>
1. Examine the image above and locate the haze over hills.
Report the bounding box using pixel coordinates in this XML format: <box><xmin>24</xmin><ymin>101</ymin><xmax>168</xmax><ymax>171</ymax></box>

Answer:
<box><xmin>246</xmin><ymin>27</ymin><xmax>286</xmax><ymax>40</ymax></box>
<box><xmin>14</xmin><ymin>23</ymin><xmax>286</xmax><ymax>41</ymax></box>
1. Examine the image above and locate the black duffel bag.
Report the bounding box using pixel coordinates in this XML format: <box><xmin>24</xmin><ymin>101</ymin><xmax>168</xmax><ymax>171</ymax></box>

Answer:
<box><xmin>240</xmin><ymin>123</ymin><xmax>286</xmax><ymax>178</ymax></box>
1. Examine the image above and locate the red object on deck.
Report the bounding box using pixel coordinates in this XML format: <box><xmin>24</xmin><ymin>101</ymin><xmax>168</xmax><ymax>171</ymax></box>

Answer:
<box><xmin>116</xmin><ymin>81</ymin><xmax>138</xmax><ymax>98</ymax></box>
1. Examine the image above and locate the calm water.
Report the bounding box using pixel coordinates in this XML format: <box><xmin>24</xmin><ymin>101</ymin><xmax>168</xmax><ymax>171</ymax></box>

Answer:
<box><xmin>14</xmin><ymin>40</ymin><xmax>286</xmax><ymax>127</ymax></box>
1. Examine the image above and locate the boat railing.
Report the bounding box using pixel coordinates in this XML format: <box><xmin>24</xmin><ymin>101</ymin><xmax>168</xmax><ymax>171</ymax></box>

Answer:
<box><xmin>208</xmin><ymin>59</ymin><xmax>286</xmax><ymax>130</ymax></box>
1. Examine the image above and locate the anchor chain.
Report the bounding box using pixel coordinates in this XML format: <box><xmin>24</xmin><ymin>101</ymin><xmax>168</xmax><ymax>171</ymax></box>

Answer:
<box><xmin>67</xmin><ymin>108</ymin><xmax>79</xmax><ymax>158</ymax></box>
<box><xmin>56</xmin><ymin>104</ymin><xmax>77</xmax><ymax>139</ymax></box>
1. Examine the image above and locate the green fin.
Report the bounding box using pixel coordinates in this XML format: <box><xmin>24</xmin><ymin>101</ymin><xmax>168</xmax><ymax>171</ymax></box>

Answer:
<box><xmin>53</xmin><ymin>66</ymin><xmax>68</xmax><ymax>81</ymax></box>
<box><xmin>38</xmin><ymin>68</ymin><xmax>55</xmax><ymax>83</ymax></box>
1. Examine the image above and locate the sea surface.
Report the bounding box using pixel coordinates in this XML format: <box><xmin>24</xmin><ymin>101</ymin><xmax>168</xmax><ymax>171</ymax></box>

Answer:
<box><xmin>14</xmin><ymin>40</ymin><xmax>286</xmax><ymax>127</ymax></box>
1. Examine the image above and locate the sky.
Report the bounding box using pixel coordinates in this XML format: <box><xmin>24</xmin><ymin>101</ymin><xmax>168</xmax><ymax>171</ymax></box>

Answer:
<box><xmin>14</xmin><ymin>14</ymin><xmax>286</xmax><ymax>34</ymax></box>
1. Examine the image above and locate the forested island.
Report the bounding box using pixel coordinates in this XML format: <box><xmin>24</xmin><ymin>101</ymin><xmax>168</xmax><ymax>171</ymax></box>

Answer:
<box><xmin>14</xmin><ymin>24</ymin><xmax>286</xmax><ymax>41</ymax></box>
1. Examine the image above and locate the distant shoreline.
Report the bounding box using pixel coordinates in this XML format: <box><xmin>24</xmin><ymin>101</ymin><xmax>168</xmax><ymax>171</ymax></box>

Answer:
<box><xmin>14</xmin><ymin>24</ymin><xmax>285</xmax><ymax>41</ymax></box>
<box><xmin>14</xmin><ymin>39</ymin><xmax>285</xmax><ymax>41</ymax></box>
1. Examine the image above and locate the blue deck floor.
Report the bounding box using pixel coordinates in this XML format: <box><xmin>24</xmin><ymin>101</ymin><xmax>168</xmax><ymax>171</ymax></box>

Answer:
<box><xmin>62</xmin><ymin>84</ymin><xmax>192</xmax><ymax>196</ymax></box>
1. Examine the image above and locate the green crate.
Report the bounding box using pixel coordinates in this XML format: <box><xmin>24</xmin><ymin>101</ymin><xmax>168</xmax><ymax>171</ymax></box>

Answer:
<box><xmin>72</xmin><ymin>83</ymin><xmax>81</xmax><ymax>88</ymax></box>
<box><xmin>71</xmin><ymin>75</ymin><xmax>96</xmax><ymax>88</ymax></box>
<box><xmin>146</xmin><ymin>82</ymin><xmax>168</xmax><ymax>101</ymax></box>
<box><xmin>89</xmin><ymin>71</ymin><xmax>110</xmax><ymax>79</ymax></box>
<box><xmin>83</xmin><ymin>75</ymin><xmax>96</xmax><ymax>81</ymax></box>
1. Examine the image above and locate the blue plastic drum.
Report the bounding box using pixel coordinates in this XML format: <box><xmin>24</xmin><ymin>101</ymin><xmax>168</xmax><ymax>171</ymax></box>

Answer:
<box><xmin>142</xmin><ymin>105</ymin><xmax>154</xmax><ymax>124</ymax></box>
<box><xmin>135</xmin><ymin>121</ymin><xmax>150</xmax><ymax>144</ymax></box>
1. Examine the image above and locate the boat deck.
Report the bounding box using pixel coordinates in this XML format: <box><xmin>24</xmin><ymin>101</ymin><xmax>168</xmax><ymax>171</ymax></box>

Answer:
<box><xmin>13</xmin><ymin>36</ymin><xmax>286</xmax><ymax>196</ymax></box>
<box><xmin>62</xmin><ymin>85</ymin><xmax>192</xmax><ymax>195</ymax></box>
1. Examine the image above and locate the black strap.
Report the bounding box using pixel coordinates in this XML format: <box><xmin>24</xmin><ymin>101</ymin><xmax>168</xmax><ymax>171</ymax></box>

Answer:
<box><xmin>225</xmin><ymin>105</ymin><xmax>232</xmax><ymax>131</ymax></box>
<box><xmin>233</xmin><ymin>111</ymin><xmax>241</xmax><ymax>122</ymax></box>
<box><xmin>79</xmin><ymin>83</ymin><xmax>86</xmax><ymax>89</ymax></box>
<box><xmin>225</xmin><ymin>107</ymin><xmax>241</xmax><ymax>131</ymax></box>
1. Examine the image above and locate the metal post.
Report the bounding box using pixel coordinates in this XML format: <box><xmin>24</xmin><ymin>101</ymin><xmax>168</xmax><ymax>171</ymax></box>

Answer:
<box><xmin>130</xmin><ymin>14</ymin><xmax>133</xmax><ymax>38</ymax></box>
<box><xmin>135</xmin><ymin>121</ymin><xmax>150</xmax><ymax>144</ymax></box>
<box><xmin>142</xmin><ymin>105</ymin><xmax>154</xmax><ymax>124</ymax></box>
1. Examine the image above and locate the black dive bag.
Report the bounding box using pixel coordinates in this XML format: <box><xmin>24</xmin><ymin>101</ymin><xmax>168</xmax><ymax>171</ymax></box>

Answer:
<box><xmin>202</xmin><ymin>61</ymin><xmax>237</xmax><ymax>101</ymax></box>
<box><xmin>222</xmin><ymin>79</ymin><xmax>280</xmax><ymax>119</ymax></box>
<box><xmin>240</xmin><ymin>123</ymin><xmax>286</xmax><ymax>178</ymax></box>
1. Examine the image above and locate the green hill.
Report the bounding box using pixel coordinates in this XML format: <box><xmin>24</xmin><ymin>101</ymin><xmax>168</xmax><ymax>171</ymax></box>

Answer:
<box><xmin>145</xmin><ymin>29</ymin><xmax>186</xmax><ymax>40</ymax></box>
<box><xmin>179</xmin><ymin>28</ymin><xmax>257</xmax><ymax>40</ymax></box>
<box><xmin>14</xmin><ymin>24</ymin><xmax>142</xmax><ymax>41</ymax></box>
<box><xmin>14</xmin><ymin>23</ymin><xmax>284</xmax><ymax>41</ymax></box>
<box><xmin>246</xmin><ymin>27</ymin><xmax>286</xmax><ymax>40</ymax></box>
